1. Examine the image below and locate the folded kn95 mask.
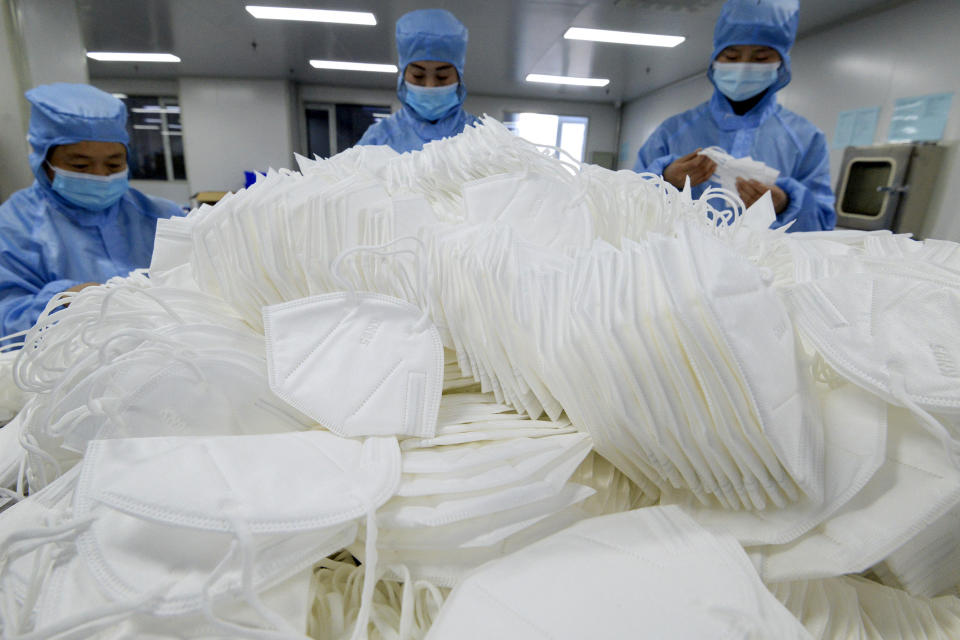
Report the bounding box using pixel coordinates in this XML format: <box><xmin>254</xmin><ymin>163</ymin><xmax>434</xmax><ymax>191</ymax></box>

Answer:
<box><xmin>264</xmin><ymin>291</ymin><xmax>443</xmax><ymax>439</ymax></box>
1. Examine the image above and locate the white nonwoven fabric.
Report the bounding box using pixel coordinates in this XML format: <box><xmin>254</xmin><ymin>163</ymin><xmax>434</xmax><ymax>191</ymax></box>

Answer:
<box><xmin>1</xmin><ymin>432</ymin><xmax>401</xmax><ymax>638</ymax></box>
<box><xmin>874</xmin><ymin>498</ymin><xmax>960</xmax><ymax>598</ymax></box>
<box><xmin>752</xmin><ymin>405</ymin><xmax>960</xmax><ymax>582</ymax></box>
<box><xmin>698</xmin><ymin>146</ymin><xmax>780</xmax><ymax>193</ymax></box>
<box><xmin>662</xmin><ymin>378</ymin><xmax>885</xmax><ymax>546</ymax></box>
<box><xmin>264</xmin><ymin>292</ymin><xmax>443</xmax><ymax>439</ymax></box>
<box><xmin>426</xmin><ymin>506</ymin><xmax>812</xmax><ymax>640</ymax></box>
<box><xmin>770</xmin><ymin>575</ymin><xmax>960</xmax><ymax>640</ymax></box>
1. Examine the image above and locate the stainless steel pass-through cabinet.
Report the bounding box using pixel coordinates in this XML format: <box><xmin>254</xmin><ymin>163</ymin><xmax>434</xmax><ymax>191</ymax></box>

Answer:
<box><xmin>834</xmin><ymin>143</ymin><xmax>946</xmax><ymax>237</ymax></box>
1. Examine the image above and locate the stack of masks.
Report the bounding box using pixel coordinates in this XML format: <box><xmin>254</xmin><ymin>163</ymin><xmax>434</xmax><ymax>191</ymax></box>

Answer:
<box><xmin>1</xmin><ymin>116</ymin><xmax>959</xmax><ymax>639</ymax></box>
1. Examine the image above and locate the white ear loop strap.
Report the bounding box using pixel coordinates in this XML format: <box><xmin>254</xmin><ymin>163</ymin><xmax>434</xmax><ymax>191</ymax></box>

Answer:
<box><xmin>0</xmin><ymin>516</ymin><xmax>161</xmax><ymax>640</ymax></box>
<box><xmin>350</xmin><ymin>508</ymin><xmax>380</xmax><ymax>640</ymax></box>
<box><xmin>198</xmin><ymin>513</ymin><xmax>309</xmax><ymax>640</ymax></box>
<box><xmin>330</xmin><ymin>237</ymin><xmax>432</xmax><ymax>330</ymax></box>
<box><xmin>699</xmin><ymin>186</ymin><xmax>746</xmax><ymax>231</ymax></box>
<box><xmin>80</xmin><ymin>287</ymin><xmax>186</xmax><ymax>347</ymax></box>
<box><xmin>0</xmin><ymin>328</ymin><xmax>29</xmax><ymax>352</ymax></box>
<box><xmin>532</xmin><ymin>142</ymin><xmax>583</xmax><ymax>172</ymax></box>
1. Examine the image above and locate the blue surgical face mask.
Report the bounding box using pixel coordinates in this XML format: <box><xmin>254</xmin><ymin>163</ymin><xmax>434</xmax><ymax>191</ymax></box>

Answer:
<box><xmin>403</xmin><ymin>82</ymin><xmax>461</xmax><ymax>121</ymax></box>
<box><xmin>48</xmin><ymin>164</ymin><xmax>129</xmax><ymax>211</ymax></box>
<box><xmin>712</xmin><ymin>62</ymin><xmax>781</xmax><ymax>102</ymax></box>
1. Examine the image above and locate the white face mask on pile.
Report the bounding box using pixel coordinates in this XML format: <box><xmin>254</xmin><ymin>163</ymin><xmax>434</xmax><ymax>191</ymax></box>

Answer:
<box><xmin>875</xmin><ymin>497</ymin><xmax>960</xmax><ymax>599</ymax></box>
<box><xmin>784</xmin><ymin>270</ymin><xmax>960</xmax><ymax>460</ymax></box>
<box><xmin>461</xmin><ymin>172</ymin><xmax>592</xmax><ymax>250</ymax></box>
<box><xmin>698</xmin><ymin>146</ymin><xmax>780</xmax><ymax>192</ymax></box>
<box><xmin>150</xmin><ymin>215</ymin><xmax>198</xmax><ymax>288</ymax></box>
<box><xmin>498</xmin><ymin>224</ymin><xmax>815</xmax><ymax>511</ymax></box>
<box><xmin>263</xmin><ymin>241</ymin><xmax>443</xmax><ymax>440</ymax></box>
<box><xmin>663</xmin><ymin>377</ymin><xmax>886</xmax><ymax>546</ymax></box>
<box><xmin>15</xmin><ymin>283</ymin><xmax>268</xmax><ymax>489</ymax></box>
<box><xmin>1</xmin><ymin>431</ymin><xmax>400</xmax><ymax>638</ymax></box>
<box><xmin>752</xmin><ymin>404</ymin><xmax>960</xmax><ymax>583</ymax></box>
<box><xmin>54</xmin><ymin>340</ymin><xmax>308</xmax><ymax>456</ymax></box>
<box><xmin>264</xmin><ymin>291</ymin><xmax>442</xmax><ymax>439</ymax></box>
<box><xmin>371</xmin><ymin>407</ymin><xmax>594</xmax><ymax>585</ymax></box>
<box><xmin>426</xmin><ymin>506</ymin><xmax>812</xmax><ymax>640</ymax></box>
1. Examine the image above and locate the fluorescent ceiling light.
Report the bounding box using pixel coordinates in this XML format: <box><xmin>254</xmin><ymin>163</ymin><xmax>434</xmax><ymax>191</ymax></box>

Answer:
<box><xmin>87</xmin><ymin>52</ymin><xmax>181</xmax><ymax>62</ymax></box>
<box><xmin>310</xmin><ymin>59</ymin><xmax>397</xmax><ymax>73</ymax></box>
<box><xmin>526</xmin><ymin>73</ymin><xmax>609</xmax><ymax>87</ymax></box>
<box><xmin>131</xmin><ymin>107</ymin><xmax>180</xmax><ymax>114</ymax></box>
<box><xmin>564</xmin><ymin>27</ymin><xmax>684</xmax><ymax>48</ymax></box>
<box><xmin>111</xmin><ymin>93</ymin><xmax>128</xmax><ymax>99</ymax></box>
<box><xmin>133</xmin><ymin>124</ymin><xmax>160</xmax><ymax>130</ymax></box>
<box><xmin>246</xmin><ymin>5</ymin><xmax>376</xmax><ymax>25</ymax></box>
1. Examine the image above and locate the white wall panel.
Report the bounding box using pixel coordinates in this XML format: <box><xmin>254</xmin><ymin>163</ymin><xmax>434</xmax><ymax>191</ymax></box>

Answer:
<box><xmin>13</xmin><ymin>0</ymin><xmax>87</xmax><ymax>87</ymax></box>
<box><xmin>129</xmin><ymin>179</ymin><xmax>190</xmax><ymax>208</ymax></box>
<box><xmin>0</xmin><ymin>0</ymin><xmax>33</xmax><ymax>201</ymax></box>
<box><xmin>178</xmin><ymin>78</ymin><xmax>295</xmax><ymax>193</ymax></box>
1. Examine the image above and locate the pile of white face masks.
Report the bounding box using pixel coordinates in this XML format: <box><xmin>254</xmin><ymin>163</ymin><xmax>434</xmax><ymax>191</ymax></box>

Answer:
<box><xmin>771</xmin><ymin>575</ymin><xmax>960</xmax><ymax>639</ymax></box>
<box><xmin>309</xmin><ymin>552</ymin><xmax>449</xmax><ymax>640</ymax></box>
<box><xmin>873</xmin><ymin>499</ymin><xmax>960</xmax><ymax>599</ymax></box>
<box><xmin>12</xmin><ymin>275</ymin><xmax>310</xmax><ymax>493</ymax></box>
<box><xmin>0</xmin><ymin>346</ymin><xmax>26</xmax><ymax>428</ymax></box>
<box><xmin>2</xmin><ymin>115</ymin><xmax>960</xmax><ymax>637</ymax></box>
<box><xmin>364</xmin><ymin>399</ymin><xmax>594</xmax><ymax>587</ymax></box>
<box><xmin>698</xmin><ymin>145</ymin><xmax>781</xmax><ymax>191</ymax></box>
<box><xmin>0</xmin><ymin>431</ymin><xmax>401</xmax><ymax>639</ymax></box>
<box><xmin>423</xmin><ymin>220</ymin><xmax>818</xmax><ymax>512</ymax></box>
<box><xmin>427</xmin><ymin>506</ymin><xmax>812</xmax><ymax>639</ymax></box>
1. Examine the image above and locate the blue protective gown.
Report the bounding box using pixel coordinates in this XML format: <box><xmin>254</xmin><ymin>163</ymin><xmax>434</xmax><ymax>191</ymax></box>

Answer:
<box><xmin>357</xmin><ymin>104</ymin><xmax>479</xmax><ymax>153</ymax></box>
<box><xmin>634</xmin><ymin>0</ymin><xmax>836</xmax><ymax>232</ymax></box>
<box><xmin>0</xmin><ymin>83</ymin><xmax>182</xmax><ymax>336</ymax></box>
<box><xmin>357</xmin><ymin>9</ymin><xmax>479</xmax><ymax>153</ymax></box>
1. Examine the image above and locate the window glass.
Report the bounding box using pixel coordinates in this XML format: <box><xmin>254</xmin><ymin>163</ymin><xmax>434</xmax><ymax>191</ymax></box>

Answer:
<box><xmin>306</xmin><ymin>103</ymin><xmax>391</xmax><ymax>158</ymax></box>
<box><xmin>120</xmin><ymin>95</ymin><xmax>186</xmax><ymax>181</ymax></box>
<box><xmin>306</xmin><ymin>107</ymin><xmax>332</xmax><ymax>159</ymax></box>
<box><xmin>504</xmin><ymin>112</ymin><xmax>589</xmax><ymax>163</ymax></box>
<box><xmin>337</xmin><ymin>104</ymin><xmax>391</xmax><ymax>152</ymax></box>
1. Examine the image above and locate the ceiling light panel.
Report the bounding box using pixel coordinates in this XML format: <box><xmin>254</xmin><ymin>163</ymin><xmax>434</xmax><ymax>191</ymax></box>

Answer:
<box><xmin>310</xmin><ymin>60</ymin><xmax>398</xmax><ymax>73</ymax></box>
<box><xmin>86</xmin><ymin>52</ymin><xmax>181</xmax><ymax>62</ymax></box>
<box><xmin>246</xmin><ymin>6</ymin><xmax>376</xmax><ymax>25</ymax></box>
<box><xmin>564</xmin><ymin>27</ymin><xmax>685</xmax><ymax>47</ymax></box>
<box><xmin>525</xmin><ymin>73</ymin><xmax>610</xmax><ymax>87</ymax></box>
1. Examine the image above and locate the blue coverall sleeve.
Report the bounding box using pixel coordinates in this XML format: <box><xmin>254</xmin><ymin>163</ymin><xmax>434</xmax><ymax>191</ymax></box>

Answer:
<box><xmin>0</xmin><ymin>252</ymin><xmax>79</xmax><ymax>336</ymax></box>
<box><xmin>633</xmin><ymin>126</ymin><xmax>678</xmax><ymax>176</ymax></box>
<box><xmin>773</xmin><ymin>129</ymin><xmax>837</xmax><ymax>231</ymax></box>
<box><xmin>357</xmin><ymin>123</ymin><xmax>386</xmax><ymax>147</ymax></box>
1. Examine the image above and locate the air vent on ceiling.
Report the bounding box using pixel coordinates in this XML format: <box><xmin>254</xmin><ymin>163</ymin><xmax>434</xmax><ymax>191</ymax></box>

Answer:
<box><xmin>614</xmin><ymin>0</ymin><xmax>720</xmax><ymax>11</ymax></box>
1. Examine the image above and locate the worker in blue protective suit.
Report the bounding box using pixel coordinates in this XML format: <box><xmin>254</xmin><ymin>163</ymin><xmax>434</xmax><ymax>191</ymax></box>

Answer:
<box><xmin>0</xmin><ymin>83</ymin><xmax>183</xmax><ymax>337</ymax></box>
<box><xmin>634</xmin><ymin>0</ymin><xmax>836</xmax><ymax>232</ymax></box>
<box><xmin>357</xmin><ymin>8</ymin><xmax>479</xmax><ymax>153</ymax></box>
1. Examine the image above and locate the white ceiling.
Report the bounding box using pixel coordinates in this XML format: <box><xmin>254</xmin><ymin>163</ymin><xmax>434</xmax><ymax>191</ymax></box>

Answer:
<box><xmin>79</xmin><ymin>0</ymin><xmax>909</xmax><ymax>104</ymax></box>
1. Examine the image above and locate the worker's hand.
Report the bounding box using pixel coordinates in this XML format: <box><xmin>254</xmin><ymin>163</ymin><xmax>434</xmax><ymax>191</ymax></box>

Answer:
<box><xmin>662</xmin><ymin>149</ymin><xmax>717</xmax><ymax>189</ymax></box>
<box><xmin>59</xmin><ymin>282</ymin><xmax>98</xmax><ymax>308</ymax></box>
<box><xmin>64</xmin><ymin>282</ymin><xmax>98</xmax><ymax>294</ymax></box>
<box><xmin>736</xmin><ymin>178</ymin><xmax>789</xmax><ymax>213</ymax></box>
